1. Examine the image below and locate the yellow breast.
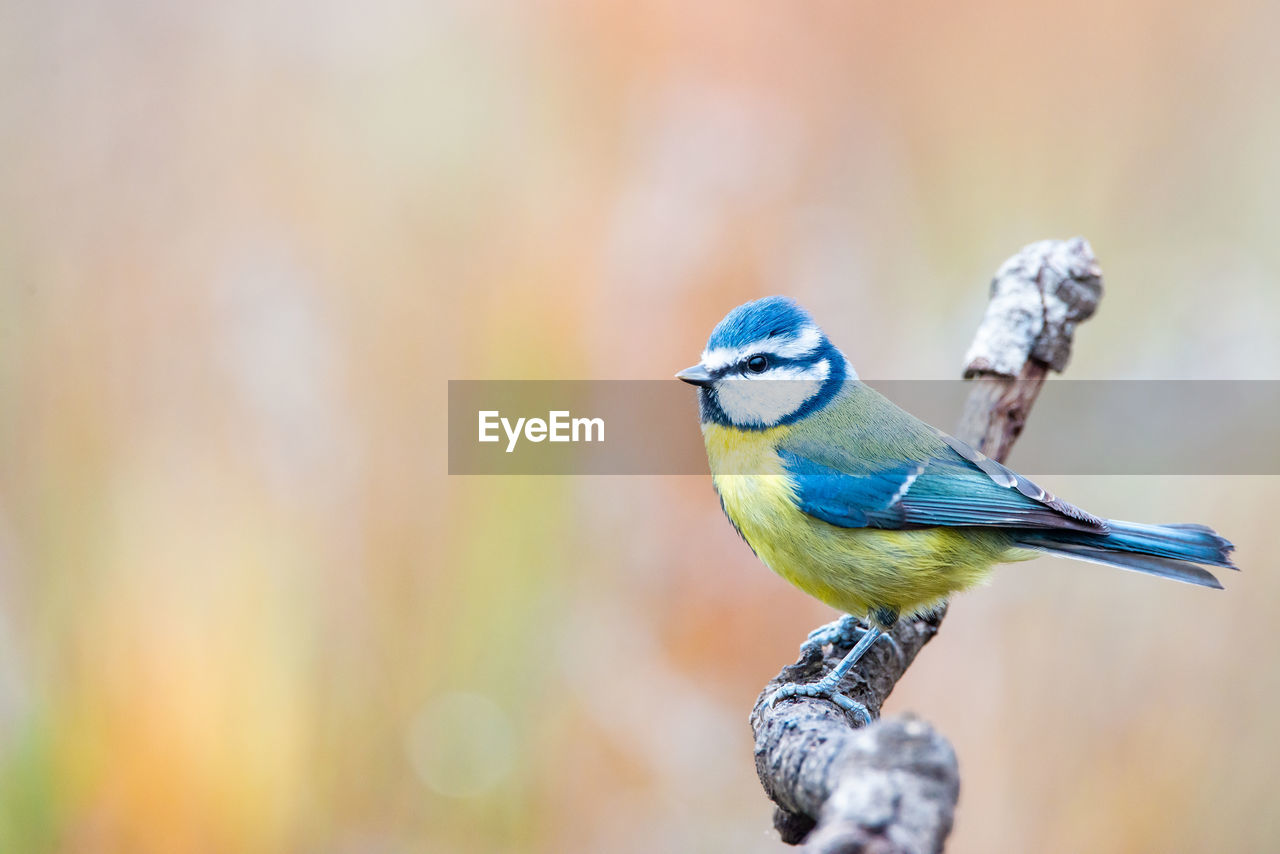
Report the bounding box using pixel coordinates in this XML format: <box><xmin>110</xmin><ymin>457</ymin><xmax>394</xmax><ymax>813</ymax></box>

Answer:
<box><xmin>702</xmin><ymin>422</ymin><xmax>1008</xmax><ymax>620</ymax></box>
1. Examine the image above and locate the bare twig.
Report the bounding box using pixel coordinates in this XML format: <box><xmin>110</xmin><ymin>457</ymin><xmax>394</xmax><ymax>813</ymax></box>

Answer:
<box><xmin>958</xmin><ymin>238</ymin><xmax>1103</xmax><ymax>460</ymax></box>
<box><xmin>750</xmin><ymin>237</ymin><xmax>1104</xmax><ymax>853</ymax></box>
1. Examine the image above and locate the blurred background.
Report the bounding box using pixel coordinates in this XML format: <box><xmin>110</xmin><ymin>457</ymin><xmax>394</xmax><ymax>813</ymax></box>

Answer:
<box><xmin>2</xmin><ymin>1</ymin><xmax>1278</xmax><ymax>851</ymax></box>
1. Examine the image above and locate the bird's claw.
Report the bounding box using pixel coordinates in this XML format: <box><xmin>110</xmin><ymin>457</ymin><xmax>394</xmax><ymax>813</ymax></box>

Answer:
<box><xmin>767</xmin><ymin>679</ymin><xmax>873</xmax><ymax>726</ymax></box>
<box><xmin>799</xmin><ymin>614</ymin><xmax>866</xmax><ymax>656</ymax></box>
<box><xmin>802</xmin><ymin>618</ymin><xmax>904</xmax><ymax>672</ymax></box>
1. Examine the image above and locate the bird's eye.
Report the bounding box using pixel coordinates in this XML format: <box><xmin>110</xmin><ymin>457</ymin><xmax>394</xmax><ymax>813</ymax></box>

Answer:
<box><xmin>747</xmin><ymin>355</ymin><xmax>769</xmax><ymax>373</ymax></box>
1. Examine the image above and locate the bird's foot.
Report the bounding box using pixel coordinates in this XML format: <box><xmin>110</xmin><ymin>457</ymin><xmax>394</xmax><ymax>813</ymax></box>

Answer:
<box><xmin>799</xmin><ymin>614</ymin><xmax>866</xmax><ymax>657</ymax></box>
<box><xmin>801</xmin><ymin>617</ymin><xmax>904</xmax><ymax>671</ymax></box>
<box><xmin>767</xmin><ymin>676</ymin><xmax>873</xmax><ymax>726</ymax></box>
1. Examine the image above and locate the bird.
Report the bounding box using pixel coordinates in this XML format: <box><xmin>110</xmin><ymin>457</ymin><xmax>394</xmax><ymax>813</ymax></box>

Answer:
<box><xmin>676</xmin><ymin>296</ymin><xmax>1236</xmax><ymax>723</ymax></box>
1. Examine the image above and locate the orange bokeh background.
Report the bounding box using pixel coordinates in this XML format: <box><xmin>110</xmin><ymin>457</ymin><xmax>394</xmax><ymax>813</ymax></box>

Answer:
<box><xmin>2</xmin><ymin>2</ymin><xmax>1278</xmax><ymax>851</ymax></box>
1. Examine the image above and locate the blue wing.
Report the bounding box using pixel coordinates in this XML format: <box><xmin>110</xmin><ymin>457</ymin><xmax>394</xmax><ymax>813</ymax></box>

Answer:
<box><xmin>779</xmin><ymin>431</ymin><xmax>1108</xmax><ymax>533</ymax></box>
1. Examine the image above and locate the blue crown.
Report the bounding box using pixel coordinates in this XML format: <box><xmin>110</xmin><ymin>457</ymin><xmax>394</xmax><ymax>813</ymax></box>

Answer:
<box><xmin>706</xmin><ymin>296</ymin><xmax>817</xmax><ymax>349</ymax></box>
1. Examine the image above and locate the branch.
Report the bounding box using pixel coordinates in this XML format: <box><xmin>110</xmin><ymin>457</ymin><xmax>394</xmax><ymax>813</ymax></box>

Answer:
<box><xmin>750</xmin><ymin>237</ymin><xmax>1104</xmax><ymax>853</ymax></box>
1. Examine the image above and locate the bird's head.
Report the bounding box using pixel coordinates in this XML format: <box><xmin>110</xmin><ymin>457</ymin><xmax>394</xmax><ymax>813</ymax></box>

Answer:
<box><xmin>677</xmin><ymin>296</ymin><xmax>850</xmax><ymax>429</ymax></box>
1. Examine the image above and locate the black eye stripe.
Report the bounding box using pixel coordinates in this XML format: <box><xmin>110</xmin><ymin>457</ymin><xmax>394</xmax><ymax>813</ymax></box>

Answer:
<box><xmin>707</xmin><ymin>347</ymin><xmax>832</xmax><ymax>379</ymax></box>
<box><xmin>745</xmin><ymin>354</ymin><xmax>824</xmax><ymax>371</ymax></box>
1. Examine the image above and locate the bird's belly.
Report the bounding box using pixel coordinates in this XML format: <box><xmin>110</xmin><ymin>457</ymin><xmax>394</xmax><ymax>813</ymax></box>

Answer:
<box><xmin>713</xmin><ymin>472</ymin><xmax>1010</xmax><ymax>619</ymax></box>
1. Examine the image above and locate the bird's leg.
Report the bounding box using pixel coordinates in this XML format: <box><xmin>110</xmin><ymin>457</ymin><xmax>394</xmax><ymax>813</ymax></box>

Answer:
<box><xmin>768</xmin><ymin>626</ymin><xmax>887</xmax><ymax>725</ymax></box>
<box><xmin>799</xmin><ymin>614</ymin><xmax>865</xmax><ymax>656</ymax></box>
<box><xmin>800</xmin><ymin>610</ymin><xmax>903</xmax><ymax>665</ymax></box>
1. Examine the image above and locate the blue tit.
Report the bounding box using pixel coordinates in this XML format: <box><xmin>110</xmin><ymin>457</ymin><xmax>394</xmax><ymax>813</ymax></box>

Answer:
<box><xmin>677</xmin><ymin>296</ymin><xmax>1236</xmax><ymax>722</ymax></box>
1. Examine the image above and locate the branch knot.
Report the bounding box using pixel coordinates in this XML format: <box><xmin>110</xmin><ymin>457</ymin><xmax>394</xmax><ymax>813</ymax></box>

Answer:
<box><xmin>964</xmin><ymin>237</ymin><xmax>1103</xmax><ymax>377</ymax></box>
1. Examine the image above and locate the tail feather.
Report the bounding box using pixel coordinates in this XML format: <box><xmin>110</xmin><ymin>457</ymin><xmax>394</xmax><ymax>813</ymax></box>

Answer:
<box><xmin>1015</xmin><ymin>519</ymin><xmax>1236</xmax><ymax>589</ymax></box>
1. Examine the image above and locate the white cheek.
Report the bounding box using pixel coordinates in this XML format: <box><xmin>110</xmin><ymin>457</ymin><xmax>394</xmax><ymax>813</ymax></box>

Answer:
<box><xmin>715</xmin><ymin>362</ymin><xmax>830</xmax><ymax>427</ymax></box>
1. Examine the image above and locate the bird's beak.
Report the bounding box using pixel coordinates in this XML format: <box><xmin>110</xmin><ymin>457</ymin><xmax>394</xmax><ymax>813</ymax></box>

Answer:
<box><xmin>676</xmin><ymin>364</ymin><xmax>715</xmax><ymax>387</ymax></box>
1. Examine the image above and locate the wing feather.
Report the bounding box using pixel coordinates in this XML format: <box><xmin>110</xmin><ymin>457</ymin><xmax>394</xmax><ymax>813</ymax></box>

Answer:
<box><xmin>779</xmin><ymin>435</ymin><xmax>1106</xmax><ymax>533</ymax></box>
